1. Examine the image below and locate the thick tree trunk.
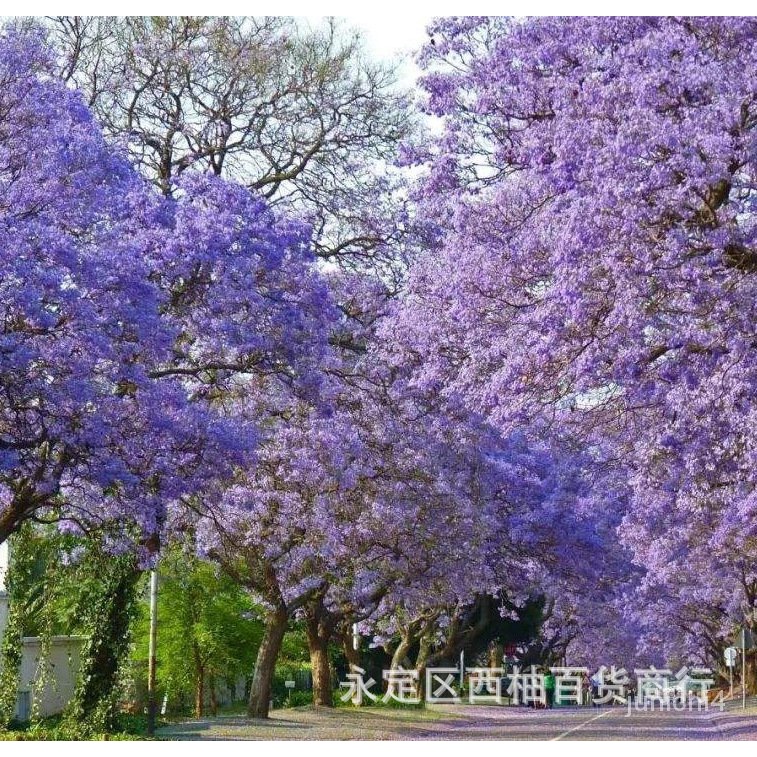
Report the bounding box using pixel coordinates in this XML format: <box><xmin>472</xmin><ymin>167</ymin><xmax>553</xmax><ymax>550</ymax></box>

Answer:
<box><xmin>489</xmin><ymin>641</ymin><xmax>504</xmax><ymax>669</ymax></box>
<box><xmin>0</xmin><ymin>515</ymin><xmax>15</xmax><ymax>547</ymax></box>
<box><xmin>414</xmin><ymin>634</ymin><xmax>434</xmax><ymax>700</ymax></box>
<box><xmin>209</xmin><ymin>676</ymin><xmax>218</xmax><ymax>716</ymax></box>
<box><xmin>247</xmin><ymin>605</ymin><xmax>288</xmax><ymax>719</ymax></box>
<box><xmin>195</xmin><ymin>667</ymin><xmax>205</xmax><ymax>718</ymax></box>
<box><xmin>305</xmin><ymin>596</ymin><xmax>336</xmax><ymax>706</ymax></box>
<box><xmin>0</xmin><ymin>496</ymin><xmax>28</xmax><ymax>547</ymax></box>
<box><xmin>307</xmin><ymin>624</ymin><xmax>333</xmax><ymax>706</ymax></box>
<box><xmin>746</xmin><ymin>650</ymin><xmax>757</xmax><ymax>695</ymax></box>
<box><xmin>342</xmin><ymin>629</ymin><xmax>360</xmax><ymax>669</ymax></box>
<box><xmin>390</xmin><ymin>636</ymin><xmax>413</xmax><ymax>670</ymax></box>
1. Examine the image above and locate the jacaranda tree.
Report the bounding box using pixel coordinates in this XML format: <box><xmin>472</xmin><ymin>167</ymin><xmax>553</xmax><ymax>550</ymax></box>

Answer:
<box><xmin>388</xmin><ymin>16</ymin><xmax>757</xmax><ymax>670</ymax></box>
<box><xmin>0</xmin><ymin>28</ymin><xmax>334</xmax><ymax>551</ymax></box>
<box><xmin>0</xmin><ymin>28</ymin><xmax>182</xmax><ymax>546</ymax></box>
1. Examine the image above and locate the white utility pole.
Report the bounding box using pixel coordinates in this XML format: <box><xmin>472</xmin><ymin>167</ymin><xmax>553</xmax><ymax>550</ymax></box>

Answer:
<box><xmin>742</xmin><ymin>628</ymin><xmax>747</xmax><ymax>710</ymax></box>
<box><xmin>147</xmin><ymin>570</ymin><xmax>159</xmax><ymax>735</ymax></box>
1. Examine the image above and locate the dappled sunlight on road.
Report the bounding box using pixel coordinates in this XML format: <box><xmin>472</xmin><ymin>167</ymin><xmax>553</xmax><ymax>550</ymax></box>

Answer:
<box><xmin>157</xmin><ymin>704</ymin><xmax>757</xmax><ymax>741</ymax></box>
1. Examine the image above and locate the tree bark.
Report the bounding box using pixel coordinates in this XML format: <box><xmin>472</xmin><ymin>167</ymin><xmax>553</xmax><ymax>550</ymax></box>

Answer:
<box><xmin>390</xmin><ymin>635</ymin><xmax>413</xmax><ymax>670</ymax></box>
<box><xmin>414</xmin><ymin>633</ymin><xmax>434</xmax><ymax>700</ymax></box>
<box><xmin>209</xmin><ymin>676</ymin><xmax>218</xmax><ymax>716</ymax></box>
<box><xmin>746</xmin><ymin>650</ymin><xmax>757</xmax><ymax>695</ymax></box>
<box><xmin>0</xmin><ymin>508</ymin><xmax>17</xmax><ymax>547</ymax></box>
<box><xmin>306</xmin><ymin>622</ymin><xmax>333</xmax><ymax>706</ymax></box>
<box><xmin>0</xmin><ymin>494</ymin><xmax>32</xmax><ymax>547</ymax></box>
<box><xmin>305</xmin><ymin>596</ymin><xmax>336</xmax><ymax>706</ymax></box>
<box><xmin>194</xmin><ymin>661</ymin><xmax>204</xmax><ymax>719</ymax></box>
<box><xmin>247</xmin><ymin>605</ymin><xmax>288</xmax><ymax>718</ymax></box>
<box><xmin>342</xmin><ymin>627</ymin><xmax>360</xmax><ymax>669</ymax></box>
<box><xmin>489</xmin><ymin>641</ymin><xmax>504</xmax><ymax>669</ymax></box>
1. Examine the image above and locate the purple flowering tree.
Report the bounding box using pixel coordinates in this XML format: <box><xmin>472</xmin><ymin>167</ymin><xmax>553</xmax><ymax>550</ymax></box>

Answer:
<box><xmin>0</xmin><ymin>30</ymin><xmax>334</xmax><ymax>557</ymax></box>
<box><xmin>0</xmin><ymin>30</ymin><xmax>181</xmax><ymax>545</ymax></box>
<box><xmin>388</xmin><ymin>17</ymin><xmax>757</xmax><ymax>672</ymax></box>
<box><xmin>0</xmin><ymin>28</ymin><xmax>341</xmax><ymax>725</ymax></box>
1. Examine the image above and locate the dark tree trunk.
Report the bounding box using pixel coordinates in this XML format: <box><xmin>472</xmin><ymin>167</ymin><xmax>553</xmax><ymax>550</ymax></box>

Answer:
<box><xmin>193</xmin><ymin>651</ymin><xmax>204</xmax><ymax>718</ymax></box>
<box><xmin>305</xmin><ymin>596</ymin><xmax>336</xmax><ymax>706</ymax></box>
<box><xmin>247</xmin><ymin>605</ymin><xmax>288</xmax><ymax>719</ymax></box>
<box><xmin>342</xmin><ymin>628</ymin><xmax>360</xmax><ymax>669</ymax></box>
<box><xmin>746</xmin><ymin>650</ymin><xmax>757</xmax><ymax>695</ymax></box>
<box><xmin>209</xmin><ymin>676</ymin><xmax>218</xmax><ymax>716</ymax></box>
<box><xmin>414</xmin><ymin>634</ymin><xmax>434</xmax><ymax>700</ymax></box>
<box><xmin>0</xmin><ymin>495</ymin><xmax>31</xmax><ymax>547</ymax></box>
<box><xmin>0</xmin><ymin>511</ymin><xmax>16</xmax><ymax>547</ymax></box>
<box><xmin>489</xmin><ymin>641</ymin><xmax>504</xmax><ymax>669</ymax></box>
<box><xmin>390</xmin><ymin>636</ymin><xmax>413</xmax><ymax>670</ymax></box>
<box><xmin>306</xmin><ymin>623</ymin><xmax>333</xmax><ymax>706</ymax></box>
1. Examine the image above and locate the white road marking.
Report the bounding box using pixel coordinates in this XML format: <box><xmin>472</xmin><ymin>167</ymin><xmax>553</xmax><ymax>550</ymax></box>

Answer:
<box><xmin>551</xmin><ymin>708</ymin><xmax>614</xmax><ymax>740</ymax></box>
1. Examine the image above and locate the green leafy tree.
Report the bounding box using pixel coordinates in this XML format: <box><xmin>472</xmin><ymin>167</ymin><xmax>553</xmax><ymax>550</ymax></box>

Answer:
<box><xmin>132</xmin><ymin>544</ymin><xmax>263</xmax><ymax>717</ymax></box>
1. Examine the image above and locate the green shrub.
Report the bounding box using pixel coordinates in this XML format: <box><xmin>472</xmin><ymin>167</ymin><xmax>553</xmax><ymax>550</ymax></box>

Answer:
<box><xmin>285</xmin><ymin>691</ymin><xmax>314</xmax><ymax>708</ymax></box>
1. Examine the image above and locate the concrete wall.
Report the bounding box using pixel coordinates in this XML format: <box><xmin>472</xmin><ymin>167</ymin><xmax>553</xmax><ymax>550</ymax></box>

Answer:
<box><xmin>0</xmin><ymin>540</ymin><xmax>8</xmax><ymax>591</ymax></box>
<box><xmin>17</xmin><ymin>636</ymin><xmax>84</xmax><ymax>719</ymax></box>
<box><xmin>0</xmin><ymin>542</ymin><xmax>84</xmax><ymax>720</ymax></box>
<box><xmin>0</xmin><ymin>540</ymin><xmax>8</xmax><ymax>639</ymax></box>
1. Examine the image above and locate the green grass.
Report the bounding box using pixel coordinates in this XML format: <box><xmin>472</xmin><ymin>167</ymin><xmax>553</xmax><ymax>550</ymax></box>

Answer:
<box><xmin>0</xmin><ymin>713</ymin><xmax>170</xmax><ymax>741</ymax></box>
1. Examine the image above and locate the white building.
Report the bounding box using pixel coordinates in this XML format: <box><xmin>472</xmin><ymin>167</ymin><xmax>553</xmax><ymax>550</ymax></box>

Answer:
<box><xmin>0</xmin><ymin>539</ymin><xmax>84</xmax><ymax>721</ymax></box>
<box><xmin>0</xmin><ymin>541</ymin><xmax>8</xmax><ymax>635</ymax></box>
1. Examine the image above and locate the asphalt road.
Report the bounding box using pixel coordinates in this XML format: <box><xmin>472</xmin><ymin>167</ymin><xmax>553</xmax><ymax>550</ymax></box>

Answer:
<box><xmin>157</xmin><ymin>701</ymin><xmax>757</xmax><ymax>740</ymax></box>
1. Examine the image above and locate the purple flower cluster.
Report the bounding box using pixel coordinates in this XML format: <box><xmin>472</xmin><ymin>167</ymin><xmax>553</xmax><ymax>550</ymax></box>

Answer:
<box><xmin>386</xmin><ymin>16</ymin><xmax>757</xmax><ymax>661</ymax></box>
<box><xmin>0</xmin><ymin>30</ymin><xmax>333</xmax><ymax>554</ymax></box>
